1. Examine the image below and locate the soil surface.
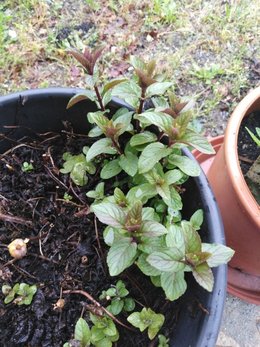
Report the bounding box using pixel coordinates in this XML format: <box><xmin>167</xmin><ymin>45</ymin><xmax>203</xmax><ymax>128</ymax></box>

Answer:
<box><xmin>0</xmin><ymin>131</ymin><xmax>181</xmax><ymax>347</ymax></box>
<box><xmin>237</xmin><ymin>111</ymin><xmax>260</xmax><ymax>203</ymax></box>
<box><xmin>237</xmin><ymin>111</ymin><xmax>260</xmax><ymax>175</ymax></box>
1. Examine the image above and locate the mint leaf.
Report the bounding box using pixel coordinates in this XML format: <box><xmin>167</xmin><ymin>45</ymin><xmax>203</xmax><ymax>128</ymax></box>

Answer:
<box><xmin>101</xmin><ymin>159</ymin><xmax>122</xmax><ymax>179</ymax></box>
<box><xmin>136</xmin><ymin>111</ymin><xmax>173</xmax><ymax>133</ymax></box>
<box><xmin>130</xmin><ymin>131</ymin><xmax>157</xmax><ymax>147</ymax></box>
<box><xmin>87</xmin><ymin>138</ymin><xmax>117</xmax><ymax>161</ymax></box>
<box><xmin>119</xmin><ymin>152</ymin><xmax>138</xmax><ymax>177</ymax></box>
<box><xmin>160</xmin><ymin>271</ymin><xmax>187</xmax><ymax>301</ymax></box>
<box><xmin>74</xmin><ymin>318</ymin><xmax>91</xmax><ymax>346</ymax></box>
<box><xmin>164</xmin><ymin>169</ymin><xmax>183</xmax><ymax>185</ymax></box>
<box><xmin>202</xmin><ymin>243</ymin><xmax>235</xmax><ymax>267</ymax></box>
<box><xmin>126</xmin><ymin>183</ymin><xmax>157</xmax><ymax>204</ymax></box>
<box><xmin>180</xmin><ymin>130</ymin><xmax>215</xmax><ymax>154</ymax></box>
<box><xmin>181</xmin><ymin>221</ymin><xmax>201</xmax><ymax>253</ymax></box>
<box><xmin>168</xmin><ymin>154</ymin><xmax>201</xmax><ymax>177</ymax></box>
<box><xmin>138</xmin><ymin>143</ymin><xmax>172</xmax><ymax>174</ymax></box>
<box><xmin>147</xmin><ymin>250</ymin><xmax>185</xmax><ymax>272</ymax></box>
<box><xmin>67</xmin><ymin>91</ymin><xmax>96</xmax><ymax>109</ymax></box>
<box><xmin>140</xmin><ymin>221</ymin><xmax>168</xmax><ymax>237</ymax></box>
<box><xmin>190</xmin><ymin>209</ymin><xmax>203</xmax><ymax>230</ymax></box>
<box><xmin>166</xmin><ymin>225</ymin><xmax>185</xmax><ymax>254</ymax></box>
<box><xmin>92</xmin><ymin>202</ymin><xmax>126</xmax><ymax>228</ymax></box>
<box><xmin>136</xmin><ymin>253</ymin><xmax>161</xmax><ymax>276</ymax></box>
<box><xmin>192</xmin><ymin>263</ymin><xmax>214</xmax><ymax>292</ymax></box>
<box><xmin>112</xmin><ymin>80</ymin><xmax>141</xmax><ymax>108</ymax></box>
<box><xmin>107</xmin><ymin>238</ymin><xmax>137</xmax><ymax>276</ymax></box>
<box><xmin>146</xmin><ymin>82</ymin><xmax>172</xmax><ymax>97</ymax></box>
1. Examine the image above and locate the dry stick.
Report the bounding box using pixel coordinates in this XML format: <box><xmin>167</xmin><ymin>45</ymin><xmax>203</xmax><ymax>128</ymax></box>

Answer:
<box><xmin>63</xmin><ymin>289</ymin><xmax>135</xmax><ymax>331</ymax></box>
<box><xmin>238</xmin><ymin>155</ymin><xmax>254</xmax><ymax>164</ymax></box>
<box><xmin>0</xmin><ymin>212</ymin><xmax>32</xmax><ymax>226</ymax></box>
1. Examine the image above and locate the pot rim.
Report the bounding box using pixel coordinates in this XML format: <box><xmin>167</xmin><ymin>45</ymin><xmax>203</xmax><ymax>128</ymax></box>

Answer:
<box><xmin>225</xmin><ymin>86</ymin><xmax>260</xmax><ymax>222</ymax></box>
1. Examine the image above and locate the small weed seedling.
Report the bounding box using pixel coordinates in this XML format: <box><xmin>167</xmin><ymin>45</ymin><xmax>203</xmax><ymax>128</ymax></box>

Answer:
<box><xmin>127</xmin><ymin>308</ymin><xmax>165</xmax><ymax>340</ymax></box>
<box><xmin>2</xmin><ymin>283</ymin><xmax>37</xmax><ymax>305</ymax></box>
<box><xmin>22</xmin><ymin>161</ymin><xmax>34</xmax><ymax>172</ymax></box>
<box><xmin>99</xmin><ymin>280</ymin><xmax>135</xmax><ymax>315</ymax></box>
<box><xmin>246</xmin><ymin>127</ymin><xmax>260</xmax><ymax>147</ymax></box>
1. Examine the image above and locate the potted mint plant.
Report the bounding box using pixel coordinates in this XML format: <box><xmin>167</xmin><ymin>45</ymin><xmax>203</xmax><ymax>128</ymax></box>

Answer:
<box><xmin>0</xmin><ymin>48</ymin><xmax>233</xmax><ymax>347</ymax></box>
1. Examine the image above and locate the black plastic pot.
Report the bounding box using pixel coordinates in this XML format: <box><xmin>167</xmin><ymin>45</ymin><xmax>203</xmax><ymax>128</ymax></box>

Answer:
<box><xmin>0</xmin><ymin>88</ymin><xmax>227</xmax><ymax>347</ymax></box>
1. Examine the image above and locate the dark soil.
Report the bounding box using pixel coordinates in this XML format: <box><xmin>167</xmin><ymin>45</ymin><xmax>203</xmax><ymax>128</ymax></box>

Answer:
<box><xmin>237</xmin><ymin>111</ymin><xmax>260</xmax><ymax>175</ymax></box>
<box><xmin>0</xmin><ymin>131</ymin><xmax>181</xmax><ymax>347</ymax></box>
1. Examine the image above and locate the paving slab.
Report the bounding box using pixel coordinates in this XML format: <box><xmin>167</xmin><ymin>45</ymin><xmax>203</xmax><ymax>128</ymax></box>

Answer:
<box><xmin>217</xmin><ymin>294</ymin><xmax>260</xmax><ymax>347</ymax></box>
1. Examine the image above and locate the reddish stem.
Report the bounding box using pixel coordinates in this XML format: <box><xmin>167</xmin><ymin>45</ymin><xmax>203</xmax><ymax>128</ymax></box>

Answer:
<box><xmin>94</xmin><ymin>85</ymin><xmax>105</xmax><ymax>112</ymax></box>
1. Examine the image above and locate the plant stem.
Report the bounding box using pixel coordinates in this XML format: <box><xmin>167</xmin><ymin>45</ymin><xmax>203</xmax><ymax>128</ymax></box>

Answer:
<box><xmin>138</xmin><ymin>89</ymin><xmax>146</xmax><ymax>114</ymax></box>
<box><xmin>112</xmin><ymin>138</ymin><xmax>123</xmax><ymax>155</ymax></box>
<box><xmin>94</xmin><ymin>85</ymin><xmax>105</xmax><ymax>112</ymax></box>
<box><xmin>63</xmin><ymin>289</ymin><xmax>135</xmax><ymax>331</ymax></box>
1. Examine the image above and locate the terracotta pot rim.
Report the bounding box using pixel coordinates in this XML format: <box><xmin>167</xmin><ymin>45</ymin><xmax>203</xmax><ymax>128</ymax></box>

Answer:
<box><xmin>224</xmin><ymin>86</ymin><xmax>260</xmax><ymax>223</ymax></box>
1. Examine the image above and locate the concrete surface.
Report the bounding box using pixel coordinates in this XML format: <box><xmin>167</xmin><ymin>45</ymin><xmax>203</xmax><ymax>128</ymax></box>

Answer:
<box><xmin>216</xmin><ymin>294</ymin><xmax>260</xmax><ymax>347</ymax></box>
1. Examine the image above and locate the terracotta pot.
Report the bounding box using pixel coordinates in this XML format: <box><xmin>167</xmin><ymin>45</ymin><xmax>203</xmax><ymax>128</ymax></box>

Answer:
<box><xmin>205</xmin><ymin>86</ymin><xmax>260</xmax><ymax>304</ymax></box>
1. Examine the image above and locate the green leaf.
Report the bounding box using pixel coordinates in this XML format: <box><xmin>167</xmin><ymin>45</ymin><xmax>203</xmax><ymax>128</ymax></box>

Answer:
<box><xmin>126</xmin><ymin>183</ymin><xmax>157</xmax><ymax>204</ymax></box>
<box><xmin>103</xmin><ymin>227</ymin><xmax>115</xmax><ymax>246</ymax></box>
<box><xmin>167</xmin><ymin>187</ymin><xmax>182</xmax><ymax>210</ymax></box>
<box><xmin>245</xmin><ymin>127</ymin><xmax>260</xmax><ymax>146</ymax></box>
<box><xmin>146</xmin><ymin>82</ymin><xmax>172</xmax><ymax>97</ymax></box>
<box><xmin>160</xmin><ymin>271</ymin><xmax>187</xmax><ymax>301</ymax></box>
<box><xmin>88</xmin><ymin>112</ymin><xmax>110</xmax><ymax>131</ymax></box>
<box><xmin>138</xmin><ymin>143</ymin><xmax>172</xmax><ymax>174</ymax></box>
<box><xmin>136</xmin><ymin>111</ymin><xmax>173</xmax><ymax>133</ymax></box>
<box><xmin>129</xmin><ymin>55</ymin><xmax>146</xmax><ymax>70</ymax></box>
<box><xmin>140</xmin><ymin>221</ymin><xmax>168</xmax><ymax>237</ymax></box>
<box><xmin>103</xmin><ymin>78</ymin><xmax>127</xmax><ymax>94</ymax></box>
<box><xmin>158</xmin><ymin>334</ymin><xmax>170</xmax><ymax>347</ymax></box>
<box><xmin>113</xmin><ymin>111</ymin><xmax>134</xmax><ymax>135</ymax></box>
<box><xmin>88</xmin><ymin>126</ymin><xmax>103</xmax><ymax>138</ymax></box>
<box><xmin>166</xmin><ymin>225</ymin><xmax>185</xmax><ymax>254</ymax></box>
<box><xmin>114</xmin><ymin>187</ymin><xmax>127</xmax><ymax>206</ymax></box>
<box><xmin>123</xmin><ymin>297</ymin><xmax>135</xmax><ymax>312</ymax></box>
<box><xmin>156</xmin><ymin>182</ymin><xmax>171</xmax><ymax>202</ymax></box>
<box><xmin>128</xmin><ymin>308</ymin><xmax>165</xmax><ymax>340</ymax></box>
<box><xmin>147</xmin><ymin>250</ymin><xmax>185</xmax><ymax>272</ymax></box>
<box><xmin>112</xmin><ymin>80</ymin><xmax>141</xmax><ymax>108</ymax></box>
<box><xmin>74</xmin><ymin>318</ymin><xmax>91</xmax><ymax>346</ymax></box>
<box><xmin>192</xmin><ymin>263</ymin><xmax>214</xmax><ymax>292</ymax></box>
<box><xmin>86</xmin><ymin>138</ymin><xmax>117</xmax><ymax>161</ymax></box>
<box><xmin>67</xmin><ymin>91</ymin><xmax>96</xmax><ymax>109</ymax></box>
<box><xmin>125</xmin><ymin>201</ymin><xmax>143</xmax><ymax>230</ymax></box>
<box><xmin>164</xmin><ymin>169</ymin><xmax>183</xmax><ymax>185</ymax></box>
<box><xmin>202</xmin><ymin>243</ymin><xmax>235</xmax><ymax>267</ymax></box>
<box><xmin>142</xmin><ymin>207</ymin><xmax>157</xmax><ymax>221</ymax></box>
<box><xmin>108</xmin><ymin>300</ymin><xmax>124</xmax><ymax>315</ymax></box>
<box><xmin>92</xmin><ymin>202</ymin><xmax>126</xmax><ymax>228</ymax></box>
<box><xmin>180</xmin><ymin>130</ymin><xmax>215</xmax><ymax>154</ymax></box>
<box><xmin>168</xmin><ymin>154</ymin><xmax>201</xmax><ymax>177</ymax></box>
<box><xmin>190</xmin><ymin>209</ymin><xmax>203</xmax><ymax>230</ymax></box>
<box><xmin>103</xmin><ymin>318</ymin><xmax>117</xmax><ymax>336</ymax></box>
<box><xmin>101</xmin><ymin>159</ymin><xmax>122</xmax><ymax>179</ymax></box>
<box><xmin>107</xmin><ymin>238</ymin><xmax>137</xmax><ymax>276</ymax></box>
<box><xmin>102</xmin><ymin>90</ymin><xmax>112</xmax><ymax>107</ymax></box>
<box><xmin>181</xmin><ymin>221</ymin><xmax>201</xmax><ymax>253</ymax></box>
<box><xmin>136</xmin><ymin>253</ymin><xmax>161</xmax><ymax>276</ymax></box>
<box><xmin>119</xmin><ymin>152</ymin><xmax>138</xmax><ymax>177</ymax></box>
<box><xmin>130</xmin><ymin>131</ymin><xmax>157</xmax><ymax>147</ymax></box>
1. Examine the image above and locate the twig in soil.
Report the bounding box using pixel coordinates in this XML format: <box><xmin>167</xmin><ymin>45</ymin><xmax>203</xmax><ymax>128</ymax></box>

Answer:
<box><xmin>29</xmin><ymin>253</ymin><xmax>59</xmax><ymax>264</ymax></box>
<box><xmin>238</xmin><ymin>155</ymin><xmax>254</xmax><ymax>164</ymax></box>
<box><xmin>0</xmin><ymin>212</ymin><xmax>32</xmax><ymax>226</ymax></box>
<box><xmin>197</xmin><ymin>301</ymin><xmax>209</xmax><ymax>315</ymax></box>
<box><xmin>10</xmin><ymin>262</ymin><xmax>37</xmax><ymax>280</ymax></box>
<box><xmin>63</xmin><ymin>289</ymin><xmax>135</xmax><ymax>331</ymax></box>
<box><xmin>44</xmin><ymin>165</ymin><xmax>69</xmax><ymax>191</ymax></box>
<box><xmin>0</xmin><ymin>142</ymin><xmax>41</xmax><ymax>159</ymax></box>
<box><xmin>123</xmin><ymin>272</ymin><xmax>149</xmax><ymax>307</ymax></box>
<box><xmin>69</xmin><ymin>183</ymin><xmax>86</xmax><ymax>205</ymax></box>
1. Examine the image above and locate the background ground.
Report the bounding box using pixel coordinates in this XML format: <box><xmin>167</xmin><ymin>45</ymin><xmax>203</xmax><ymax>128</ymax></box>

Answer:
<box><xmin>0</xmin><ymin>1</ymin><xmax>259</xmax><ymax>346</ymax></box>
<box><xmin>0</xmin><ymin>0</ymin><xmax>259</xmax><ymax>135</ymax></box>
